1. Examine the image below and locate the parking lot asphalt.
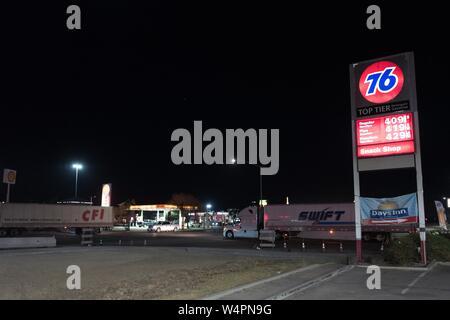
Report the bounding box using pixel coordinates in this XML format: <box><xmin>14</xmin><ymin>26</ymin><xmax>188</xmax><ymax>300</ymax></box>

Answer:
<box><xmin>206</xmin><ymin>262</ymin><xmax>450</xmax><ymax>300</ymax></box>
<box><xmin>286</xmin><ymin>263</ymin><xmax>450</xmax><ymax>300</ymax></box>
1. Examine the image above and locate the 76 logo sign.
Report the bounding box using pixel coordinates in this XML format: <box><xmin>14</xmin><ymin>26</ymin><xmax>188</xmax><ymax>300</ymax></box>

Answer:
<box><xmin>359</xmin><ymin>61</ymin><xmax>404</xmax><ymax>104</ymax></box>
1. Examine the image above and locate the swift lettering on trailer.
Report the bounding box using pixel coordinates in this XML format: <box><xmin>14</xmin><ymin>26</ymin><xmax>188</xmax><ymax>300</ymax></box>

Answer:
<box><xmin>298</xmin><ymin>209</ymin><xmax>346</xmax><ymax>221</ymax></box>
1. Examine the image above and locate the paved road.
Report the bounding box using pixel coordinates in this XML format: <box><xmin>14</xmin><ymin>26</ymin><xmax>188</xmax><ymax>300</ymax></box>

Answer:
<box><xmin>52</xmin><ymin>229</ymin><xmax>383</xmax><ymax>257</ymax></box>
<box><xmin>57</xmin><ymin>229</ymin><xmax>258</xmax><ymax>249</ymax></box>
<box><xmin>208</xmin><ymin>262</ymin><xmax>450</xmax><ymax>300</ymax></box>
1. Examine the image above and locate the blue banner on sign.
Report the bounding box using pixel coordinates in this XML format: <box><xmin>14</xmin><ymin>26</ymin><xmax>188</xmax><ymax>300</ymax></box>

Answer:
<box><xmin>360</xmin><ymin>193</ymin><xmax>418</xmax><ymax>225</ymax></box>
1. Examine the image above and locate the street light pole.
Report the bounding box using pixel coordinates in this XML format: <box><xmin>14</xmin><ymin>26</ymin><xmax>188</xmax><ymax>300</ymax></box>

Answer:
<box><xmin>259</xmin><ymin>170</ymin><xmax>262</xmax><ymax>208</ymax></box>
<box><xmin>6</xmin><ymin>184</ymin><xmax>10</xmax><ymax>203</ymax></box>
<box><xmin>206</xmin><ymin>203</ymin><xmax>212</xmax><ymax>230</ymax></box>
<box><xmin>72</xmin><ymin>163</ymin><xmax>83</xmax><ymax>200</ymax></box>
<box><xmin>75</xmin><ymin>167</ymin><xmax>79</xmax><ymax>199</ymax></box>
<box><xmin>257</xmin><ymin>166</ymin><xmax>263</xmax><ymax>239</ymax></box>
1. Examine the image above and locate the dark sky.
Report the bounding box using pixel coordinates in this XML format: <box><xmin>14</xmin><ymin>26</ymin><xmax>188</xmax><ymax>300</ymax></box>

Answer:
<box><xmin>1</xmin><ymin>1</ymin><xmax>449</xmax><ymax>218</ymax></box>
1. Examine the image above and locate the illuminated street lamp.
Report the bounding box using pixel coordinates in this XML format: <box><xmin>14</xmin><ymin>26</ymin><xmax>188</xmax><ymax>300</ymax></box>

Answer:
<box><xmin>204</xmin><ymin>203</ymin><xmax>213</xmax><ymax>230</ymax></box>
<box><xmin>72</xmin><ymin>163</ymin><xmax>83</xmax><ymax>199</ymax></box>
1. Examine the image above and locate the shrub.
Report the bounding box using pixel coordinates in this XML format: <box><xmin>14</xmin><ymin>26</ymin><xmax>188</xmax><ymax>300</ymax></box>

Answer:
<box><xmin>383</xmin><ymin>234</ymin><xmax>420</xmax><ymax>265</ymax></box>
<box><xmin>383</xmin><ymin>233</ymin><xmax>450</xmax><ymax>265</ymax></box>
<box><xmin>427</xmin><ymin>233</ymin><xmax>450</xmax><ymax>262</ymax></box>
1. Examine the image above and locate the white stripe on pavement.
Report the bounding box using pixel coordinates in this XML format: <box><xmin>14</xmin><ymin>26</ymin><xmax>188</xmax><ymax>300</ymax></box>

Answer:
<box><xmin>401</xmin><ymin>261</ymin><xmax>438</xmax><ymax>295</ymax></box>
<box><xmin>202</xmin><ymin>263</ymin><xmax>326</xmax><ymax>300</ymax></box>
<box><xmin>355</xmin><ymin>264</ymin><xmax>428</xmax><ymax>271</ymax></box>
<box><xmin>266</xmin><ymin>265</ymin><xmax>354</xmax><ymax>300</ymax></box>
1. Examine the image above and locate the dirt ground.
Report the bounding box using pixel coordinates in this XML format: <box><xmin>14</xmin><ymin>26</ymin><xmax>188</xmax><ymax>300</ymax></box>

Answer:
<box><xmin>0</xmin><ymin>246</ymin><xmax>307</xmax><ymax>299</ymax></box>
<box><xmin>102</xmin><ymin>258</ymin><xmax>306</xmax><ymax>300</ymax></box>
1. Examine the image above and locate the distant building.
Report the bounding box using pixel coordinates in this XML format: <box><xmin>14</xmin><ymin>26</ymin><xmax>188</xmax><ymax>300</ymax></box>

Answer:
<box><xmin>57</xmin><ymin>198</ymin><xmax>93</xmax><ymax>205</ymax></box>
<box><xmin>127</xmin><ymin>203</ymin><xmax>193</xmax><ymax>228</ymax></box>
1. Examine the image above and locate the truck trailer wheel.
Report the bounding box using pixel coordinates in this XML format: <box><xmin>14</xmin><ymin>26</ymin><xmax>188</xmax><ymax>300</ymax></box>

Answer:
<box><xmin>8</xmin><ymin>229</ymin><xmax>21</xmax><ymax>237</ymax></box>
<box><xmin>382</xmin><ymin>233</ymin><xmax>392</xmax><ymax>245</ymax></box>
<box><xmin>225</xmin><ymin>230</ymin><xmax>234</xmax><ymax>239</ymax></box>
<box><xmin>0</xmin><ymin>229</ymin><xmax>8</xmax><ymax>237</ymax></box>
<box><xmin>275</xmin><ymin>231</ymin><xmax>283</xmax><ymax>241</ymax></box>
<box><xmin>376</xmin><ymin>233</ymin><xmax>386</xmax><ymax>242</ymax></box>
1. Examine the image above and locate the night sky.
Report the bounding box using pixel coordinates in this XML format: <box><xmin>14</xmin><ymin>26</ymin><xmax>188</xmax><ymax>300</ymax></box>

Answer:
<box><xmin>1</xmin><ymin>2</ymin><xmax>449</xmax><ymax>218</ymax></box>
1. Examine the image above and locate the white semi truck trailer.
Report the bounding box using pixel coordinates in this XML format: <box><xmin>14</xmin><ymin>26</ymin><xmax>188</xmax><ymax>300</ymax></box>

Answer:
<box><xmin>224</xmin><ymin>203</ymin><xmax>416</xmax><ymax>242</ymax></box>
<box><xmin>0</xmin><ymin>203</ymin><xmax>114</xmax><ymax>236</ymax></box>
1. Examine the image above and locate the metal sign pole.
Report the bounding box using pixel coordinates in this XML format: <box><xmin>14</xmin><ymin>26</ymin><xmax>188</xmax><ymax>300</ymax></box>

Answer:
<box><xmin>414</xmin><ymin>125</ymin><xmax>427</xmax><ymax>265</ymax></box>
<box><xmin>351</xmin><ymin>119</ymin><xmax>363</xmax><ymax>263</ymax></box>
<box><xmin>6</xmin><ymin>184</ymin><xmax>10</xmax><ymax>203</ymax></box>
<box><xmin>408</xmin><ymin>54</ymin><xmax>427</xmax><ymax>265</ymax></box>
<box><xmin>349</xmin><ymin>63</ymin><xmax>363</xmax><ymax>263</ymax></box>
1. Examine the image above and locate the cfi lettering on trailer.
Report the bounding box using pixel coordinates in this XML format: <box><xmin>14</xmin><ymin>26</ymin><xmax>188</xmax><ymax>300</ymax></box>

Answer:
<box><xmin>82</xmin><ymin>209</ymin><xmax>105</xmax><ymax>221</ymax></box>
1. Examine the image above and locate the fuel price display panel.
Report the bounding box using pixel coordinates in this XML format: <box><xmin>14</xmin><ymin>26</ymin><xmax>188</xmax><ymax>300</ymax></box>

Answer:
<box><xmin>356</xmin><ymin>112</ymin><xmax>415</xmax><ymax>158</ymax></box>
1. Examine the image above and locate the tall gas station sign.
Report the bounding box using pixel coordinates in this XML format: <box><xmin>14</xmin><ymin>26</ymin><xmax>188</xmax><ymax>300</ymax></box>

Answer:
<box><xmin>349</xmin><ymin>52</ymin><xmax>427</xmax><ymax>264</ymax></box>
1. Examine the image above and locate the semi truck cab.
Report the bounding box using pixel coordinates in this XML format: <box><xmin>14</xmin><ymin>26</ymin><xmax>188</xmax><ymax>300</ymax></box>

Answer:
<box><xmin>223</xmin><ymin>206</ymin><xmax>258</xmax><ymax>239</ymax></box>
